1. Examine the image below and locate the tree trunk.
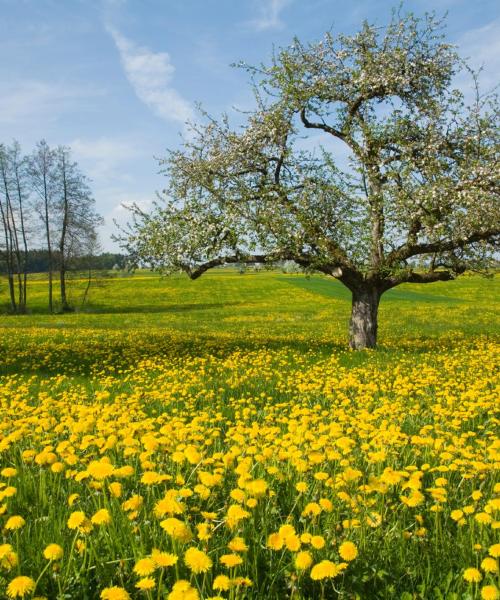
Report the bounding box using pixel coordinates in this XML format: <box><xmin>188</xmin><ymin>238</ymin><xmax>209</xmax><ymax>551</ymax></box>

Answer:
<box><xmin>60</xmin><ymin>263</ymin><xmax>71</xmax><ymax>311</ymax></box>
<box><xmin>58</xmin><ymin>150</ymin><xmax>71</xmax><ymax>312</ymax></box>
<box><xmin>7</xmin><ymin>273</ymin><xmax>16</xmax><ymax>313</ymax></box>
<box><xmin>44</xmin><ymin>191</ymin><xmax>53</xmax><ymax>313</ymax></box>
<box><xmin>349</xmin><ymin>286</ymin><xmax>381</xmax><ymax>350</ymax></box>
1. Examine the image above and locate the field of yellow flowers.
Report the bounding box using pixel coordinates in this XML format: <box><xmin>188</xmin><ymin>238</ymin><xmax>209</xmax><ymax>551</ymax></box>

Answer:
<box><xmin>0</xmin><ymin>271</ymin><xmax>499</xmax><ymax>599</ymax></box>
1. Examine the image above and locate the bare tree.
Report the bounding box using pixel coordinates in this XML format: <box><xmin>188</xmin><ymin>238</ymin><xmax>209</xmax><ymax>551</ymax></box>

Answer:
<box><xmin>0</xmin><ymin>145</ymin><xmax>17</xmax><ymax>312</ymax></box>
<box><xmin>29</xmin><ymin>140</ymin><xmax>57</xmax><ymax>312</ymax></box>
<box><xmin>0</xmin><ymin>142</ymin><xmax>31</xmax><ymax>313</ymax></box>
<box><xmin>54</xmin><ymin>145</ymin><xmax>103</xmax><ymax>311</ymax></box>
<box><xmin>9</xmin><ymin>141</ymin><xmax>30</xmax><ymax>312</ymax></box>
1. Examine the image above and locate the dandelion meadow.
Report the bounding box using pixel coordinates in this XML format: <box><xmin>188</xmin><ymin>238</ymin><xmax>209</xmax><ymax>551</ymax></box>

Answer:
<box><xmin>0</xmin><ymin>271</ymin><xmax>498</xmax><ymax>599</ymax></box>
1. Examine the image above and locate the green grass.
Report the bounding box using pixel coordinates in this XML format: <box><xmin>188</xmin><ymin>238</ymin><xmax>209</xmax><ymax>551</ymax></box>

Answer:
<box><xmin>0</xmin><ymin>270</ymin><xmax>498</xmax><ymax>600</ymax></box>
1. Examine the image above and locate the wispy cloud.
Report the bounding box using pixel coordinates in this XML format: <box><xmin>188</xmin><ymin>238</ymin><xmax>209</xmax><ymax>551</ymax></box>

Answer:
<box><xmin>107</xmin><ymin>26</ymin><xmax>193</xmax><ymax>125</ymax></box>
<box><xmin>0</xmin><ymin>80</ymin><xmax>100</xmax><ymax>126</ymax></box>
<box><xmin>70</xmin><ymin>136</ymin><xmax>142</xmax><ymax>181</ymax></box>
<box><xmin>457</xmin><ymin>19</ymin><xmax>500</xmax><ymax>96</ymax></box>
<box><xmin>250</xmin><ymin>0</ymin><xmax>292</xmax><ymax>31</ymax></box>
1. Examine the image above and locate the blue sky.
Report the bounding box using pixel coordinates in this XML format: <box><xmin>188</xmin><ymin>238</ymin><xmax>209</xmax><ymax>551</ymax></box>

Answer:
<box><xmin>1</xmin><ymin>0</ymin><xmax>499</xmax><ymax>250</ymax></box>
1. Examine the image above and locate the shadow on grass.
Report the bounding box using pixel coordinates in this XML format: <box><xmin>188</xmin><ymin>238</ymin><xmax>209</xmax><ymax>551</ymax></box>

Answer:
<box><xmin>78</xmin><ymin>301</ymin><xmax>247</xmax><ymax>315</ymax></box>
<box><xmin>0</xmin><ymin>301</ymin><xmax>246</xmax><ymax>317</ymax></box>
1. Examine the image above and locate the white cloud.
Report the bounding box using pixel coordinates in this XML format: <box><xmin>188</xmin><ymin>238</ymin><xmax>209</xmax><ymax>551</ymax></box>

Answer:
<box><xmin>107</xmin><ymin>26</ymin><xmax>193</xmax><ymax>125</ymax></box>
<box><xmin>250</xmin><ymin>0</ymin><xmax>292</xmax><ymax>31</ymax></box>
<box><xmin>0</xmin><ymin>80</ymin><xmax>98</xmax><ymax>126</ymax></box>
<box><xmin>70</xmin><ymin>136</ymin><xmax>142</xmax><ymax>181</ymax></box>
<box><xmin>456</xmin><ymin>19</ymin><xmax>500</xmax><ymax>96</ymax></box>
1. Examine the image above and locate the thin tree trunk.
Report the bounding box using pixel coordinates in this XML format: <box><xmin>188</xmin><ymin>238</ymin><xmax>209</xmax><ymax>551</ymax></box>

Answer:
<box><xmin>43</xmin><ymin>178</ymin><xmax>53</xmax><ymax>313</ymax></box>
<box><xmin>0</xmin><ymin>194</ymin><xmax>17</xmax><ymax>313</ymax></box>
<box><xmin>81</xmin><ymin>267</ymin><xmax>92</xmax><ymax>308</ymax></box>
<box><xmin>59</xmin><ymin>153</ymin><xmax>71</xmax><ymax>311</ymax></box>
<box><xmin>60</xmin><ymin>263</ymin><xmax>70</xmax><ymax>311</ymax></box>
<box><xmin>349</xmin><ymin>286</ymin><xmax>381</xmax><ymax>349</ymax></box>
<box><xmin>6</xmin><ymin>196</ymin><xmax>24</xmax><ymax>313</ymax></box>
<box><xmin>15</xmin><ymin>165</ymin><xmax>29</xmax><ymax>313</ymax></box>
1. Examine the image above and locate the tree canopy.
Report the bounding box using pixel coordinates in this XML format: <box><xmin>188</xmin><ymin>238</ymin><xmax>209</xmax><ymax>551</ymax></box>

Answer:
<box><xmin>123</xmin><ymin>10</ymin><xmax>499</xmax><ymax>349</ymax></box>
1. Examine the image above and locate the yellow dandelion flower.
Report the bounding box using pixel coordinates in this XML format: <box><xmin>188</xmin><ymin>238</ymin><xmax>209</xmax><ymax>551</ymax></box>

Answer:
<box><xmin>285</xmin><ymin>534</ymin><xmax>301</xmax><ymax>552</ymax></box>
<box><xmin>76</xmin><ymin>540</ymin><xmax>86</xmax><ymax>555</ymax></box>
<box><xmin>151</xmin><ymin>549</ymin><xmax>178</xmax><ymax>568</ymax></box>
<box><xmin>2</xmin><ymin>487</ymin><xmax>17</xmax><ymax>499</ymax></box>
<box><xmin>1</xmin><ymin>549</ymin><xmax>18</xmax><ymax>570</ymax></box>
<box><xmin>475</xmin><ymin>512</ymin><xmax>492</xmax><ymax>525</ymax></box>
<box><xmin>196</xmin><ymin>522</ymin><xmax>212</xmax><ymax>541</ymax></box>
<box><xmin>489</xmin><ymin>544</ymin><xmax>500</xmax><ymax>558</ymax></box>
<box><xmin>184</xmin><ymin>547</ymin><xmax>212</xmax><ymax>573</ymax></box>
<box><xmin>310</xmin><ymin>535</ymin><xmax>325</xmax><ymax>550</ymax></box>
<box><xmin>5</xmin><ymin>516</ymin><xmax>25</xmax><ymax>530</ymax></box>
<box><xmin>278</xmin><ymin>524</ymin><xmax>296</xmax><ymax>539</ymax></box>
<box><xmin>228</xmin><ymin>537</ymin><xmax>248</xmax><ymax>552</ymax></box>
<box><xmin>100</xmin><ymin>586</ymin><xmax>131</xmax><ymax>600</ymax></box>
<box><xmin>339</xmin><ymin>541</ymin><xmax>358</xmax><ymax>561</ymax></box>
<box><xmin>220</xmin><ymin>553</ymin><xmax>243</xmax><ymax>568</ymax></box>
<box><xmin>463</xmin><ymin>568</ymin><xmax>482</xmax><ymax>583</ymax></box>
<box><xmin>91</xmin><ymin>509</ymin><xmax>111</xmax><ymax>526</ymax></box>
<box><xmin>43</xmin><ymin>544</ymin><xmax>63</xmax><ymax>560</ymax></box>
<box><xmin>141</xmin><ymin>471</ymin><xmax>162</xmax><ymax>485</ymax></box>
<box><xmin>1</xmin><ymin>468</ymin><xmax>17</xmax><ymax>478</ymax></box>
<box><xmin>481</xmin><ymin>557</ymin><xmax>498</xmax><ymax>573</ymax></box>
<box><xmin>481</xmin><ymin>585</ymin><xmax>499</xmax><ymax>600</ymax></box>
<box><xmin>225</xmin><ymin>504</ymin><xmax>250</xmax><ymax>529</ymax></box>
<box><xmin>310</xmin><ymin>560</ymin><xmax>341</xmax><ymax>580</ymax></box>
<box><xmin>134</xmin><ymin>557</ymin><xmax>157</xmax><ymax>576</ymax></box>
<box><xmin>167</xmin><ymin>580</ymin><xmax>199</xmax><ymax>600</ymax></box>
<box><xmin>68</xmin><ymin>493</ymin><xmax>79</xmax><ymax>506</ymax></box>
<box><xmin>295</xmin><ymin>551</ymin><xmax>313</xmax><ymax>570</ymax></box>
<box><xmin>6</xmin><ymin>576</ymin><xmax>35</xmax><ymax>598</ymax></box>
<box><xmin>231</xmin><ymin>576</ymin><xmax>253</xmax><ymax>587</ymax></box>
<box><xmin>302</xmin><ymin>502</ymin><xmax>321</xmax><ymax>517</ymax></box>
<box><xmin>160</xmin><ymin>518</ymin><xmax>192</xmax><ymax>542</ymax></box>
<box><xmin>108</xmin><ymin>482</ymin><xmax>122</xmax><ymax>498</ymax></box>
<box><xmin>67</xmin><ymin>511</ymin><xmax>86</xmax><ymax>529</ymax></box>
<box><xmin>121</xmin><ymin>495</ymin><xmax>143</xmax><ymax>512</ymax></box>
<box><xmin>213</xmin><ymin>575</ymin><xmax>231</xmax><ymax>591</ymax></box>
<box><xmin>88</xmin><ymin>460</ymin><xmax>114</xmax><ymax>480</ymax></box>
<box><xmin>267</xmin><ymin>533</ymin><xmax>283</xmax><ymax>550</ymax></box>
<box><xmin>244</xmin><ymin>479</ymin><xmax>268</xmax><ymax>497</ymax></box>
<box><xmin>135</xmin><ymin>578</ymin><xmax>155</xmax><ymax>591</ymax></box>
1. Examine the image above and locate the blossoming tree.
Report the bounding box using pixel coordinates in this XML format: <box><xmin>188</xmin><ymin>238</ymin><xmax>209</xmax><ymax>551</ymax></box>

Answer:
<box><xmin>123</xmin><ymin>12</ymin><xmax>499</xmax><ymax>349</ymax></box>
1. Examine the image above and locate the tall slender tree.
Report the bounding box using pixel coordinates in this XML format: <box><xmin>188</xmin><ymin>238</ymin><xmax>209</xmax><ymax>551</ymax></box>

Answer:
<box><xmin>0</xmin><ymin>142</ymin><xmax>31</xmax><ymax>313</ymax></box>
<box><xmin>9</xmin><ymin>141</ymin><xmax>30</xmax><ymax>312</ymax></box>
<box><xmin>0</xmin><ymin>145</ymin><xmax>17</xmax><ymax>312</ymax></box>
<box><xmin>29</xmin><ymin>140</ymin><xmax>57</xmax><ymax>312</ymax></box>
<box><xmin>54</xmin><ymin>145</ymin><xmax>102</xmax><ymax>311</ymax></box>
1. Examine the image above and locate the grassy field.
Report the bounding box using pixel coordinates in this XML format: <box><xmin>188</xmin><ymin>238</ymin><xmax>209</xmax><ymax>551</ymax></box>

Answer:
<box><xmin>0</xmin><ymin>270</ymin><xmax>498</xmax><ymax>600</ymax></box>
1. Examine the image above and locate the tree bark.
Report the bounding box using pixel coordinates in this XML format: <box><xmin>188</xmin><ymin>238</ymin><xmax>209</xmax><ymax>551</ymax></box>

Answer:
<box><xmin>43</xmin><ymin>179</ymin><xmax>53</xmax><ymax>313</ymax></box>
<box><xmin>349</xmin><ymin>286</ymin><xmax>381</xmax><ymax>350</ymax></box>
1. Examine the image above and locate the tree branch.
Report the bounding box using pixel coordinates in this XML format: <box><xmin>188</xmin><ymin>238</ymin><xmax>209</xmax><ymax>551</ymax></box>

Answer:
<box><xmin>386</xmin><ymin>229</ymin><xmax>500</xmax><ymax>266</ymax></box>
<box><xmin>182</xmin><ymin>250</ymin><xmax>349</xmax><ymax>281</ymax></box>
<box><xmin>300</xmin><ymin>109</ymin><xmax>362</xmax><ymax>156</ymax></box>
<box><xmin>383</xmin><ymin>269</ymin><xmax>455</xmax><ymax>290</ymax></box>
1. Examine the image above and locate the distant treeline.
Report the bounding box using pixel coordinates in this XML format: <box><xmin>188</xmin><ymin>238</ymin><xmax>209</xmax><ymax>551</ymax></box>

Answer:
<box><xmin>0</xmin><ymin>250</ymin><xmax>128</xmax><ymax>275</ymax></box>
